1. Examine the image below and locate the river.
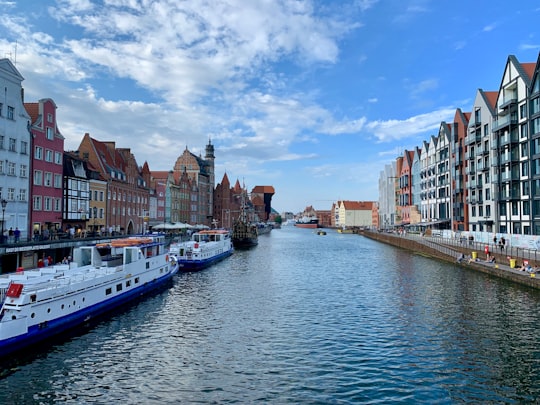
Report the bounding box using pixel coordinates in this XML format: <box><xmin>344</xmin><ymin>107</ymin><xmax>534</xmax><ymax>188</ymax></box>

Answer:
<box><xmin>1</xmin><ymin>226</ymin><xmax>540</xmax><ymax>404</ymax></box>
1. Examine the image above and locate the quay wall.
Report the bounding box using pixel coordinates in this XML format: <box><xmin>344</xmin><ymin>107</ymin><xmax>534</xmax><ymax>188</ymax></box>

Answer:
<box><xmin>359</xmin><ymin>230</ymin><xmax>540</xmax><ymax>290</ymax></box>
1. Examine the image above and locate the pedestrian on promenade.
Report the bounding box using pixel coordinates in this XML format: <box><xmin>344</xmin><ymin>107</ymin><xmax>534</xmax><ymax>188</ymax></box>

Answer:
<box><xmin>14</xmin><ymin>227</ymin><xmax>20</xmax><ymax>243</ymax></box>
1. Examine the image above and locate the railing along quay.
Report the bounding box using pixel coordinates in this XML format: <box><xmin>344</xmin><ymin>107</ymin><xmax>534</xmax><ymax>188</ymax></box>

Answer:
<box><xmin>359</xmin><ymin>229</ymin><xmax>540</xmax><ymax>290</ymax></box>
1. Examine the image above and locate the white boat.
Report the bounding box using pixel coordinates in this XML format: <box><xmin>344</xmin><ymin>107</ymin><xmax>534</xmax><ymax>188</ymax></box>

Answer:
<box><xmin>0</xmin><ymin>235</ymin><xmax>178</xmax><ymax>357</ymax></box>
<box><xmin>169</xmin><ymin>229</ymin><xmax>233</xmax><ymax>271</ymax></box>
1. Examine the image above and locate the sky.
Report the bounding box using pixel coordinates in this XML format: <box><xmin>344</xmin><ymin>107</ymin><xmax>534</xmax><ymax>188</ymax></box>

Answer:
<box><xmin>0</xmin><ymin>0</ymin><xmax>539</xmax><ymax>214</ymax></box>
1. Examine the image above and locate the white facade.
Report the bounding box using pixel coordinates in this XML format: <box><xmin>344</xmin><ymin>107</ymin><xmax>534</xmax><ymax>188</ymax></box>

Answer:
<box><xmin>466</xmin><ymin>89</ymin><xmax>496</xmax><ymax>232</ymax></box>
<box><xmin>0</xmin><ymin>59</ymin><xmax>31</xmax><ymax>240</ymax></box>
<box><xmin>378</xmin><ymin>162</ymin><xmax>397</xmax><ymax>228</ymax></box>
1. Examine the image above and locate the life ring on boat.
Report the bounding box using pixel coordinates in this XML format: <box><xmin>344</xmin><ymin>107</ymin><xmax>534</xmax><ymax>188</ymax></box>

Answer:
<box><xmin>194</xmin><ymin>243</ymin><xmax>199</xmax><ymax>248</ymax></box>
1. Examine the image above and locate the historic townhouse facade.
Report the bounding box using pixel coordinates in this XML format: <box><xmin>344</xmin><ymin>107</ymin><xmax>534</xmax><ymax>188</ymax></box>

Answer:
<box><xmin>0</xmin><ymin>59</ymin><xmax>31</xmax><ymax>241</ymax></box>
<box><xmin>77</xmin><ymin>134</ymin><xmax>150</xmax><ymax>235</ymax></box>
<box><xmin>173</xmin><ymin>142</ymin><xmax>215</xmax><ymax>226</ymax></box>
<box><xmin>63</xmin><ymin>152</ymin><xmax>91</xmax><ymax>234</ymax></box>
<box><xmin>25</xmin><ymin>98</ymin><xmax>65</xmax><ymax>237</ymax></box>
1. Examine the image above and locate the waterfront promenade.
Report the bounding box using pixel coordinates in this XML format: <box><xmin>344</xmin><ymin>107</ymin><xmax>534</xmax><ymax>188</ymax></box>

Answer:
<box><xmin>360</xmin><ymin>229</ymin><xmax>540</xmax><ymax>290</ymax></box>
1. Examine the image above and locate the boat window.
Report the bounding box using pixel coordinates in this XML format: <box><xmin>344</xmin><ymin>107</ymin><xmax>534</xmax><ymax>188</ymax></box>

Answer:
<box><xmin>116</xmin><ymin>284</ymin><xmax>122</xmax><ymax>292</ymax></box>
<box><xmin>126</xmin><ymin>280</ymin><xmax>131</xmax><ymax>287</ymax></box>
<box><xmin>135</xmin><ymin>277</ymin><xmax>139</xmax><ymax>284</ymax></box>
<box><xmin>106</xmin><ymin>287</ymin><xmax>112</xmax><ymax>295</ymax></box>
<box><xmin>30</xmin><ymin>294</ymin><xmax>37</xmax><ymax>302</ymax></box>
<box><xmin>31</xmin><ymin>313</ymin><xmax>35</xmax><ymax>318</ymax></box>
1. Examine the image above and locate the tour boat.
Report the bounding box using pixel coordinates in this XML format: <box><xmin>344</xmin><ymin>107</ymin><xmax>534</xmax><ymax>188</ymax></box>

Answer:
<box><xmin>0</xmin><ymin>235</ymin><xmax>178</xmax><ymax>357</ymax></box>
<box><xmin>169</xmin><ymin>229</ymin><xmax>233</xmax><ymax>271</ymax></box>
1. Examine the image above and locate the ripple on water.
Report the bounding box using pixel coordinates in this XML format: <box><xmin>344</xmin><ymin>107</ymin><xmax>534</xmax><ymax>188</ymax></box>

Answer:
<box><xmin>2</xmin><ymin>229</ymin><xmax>540</xmax><ymax>403</ymax></box>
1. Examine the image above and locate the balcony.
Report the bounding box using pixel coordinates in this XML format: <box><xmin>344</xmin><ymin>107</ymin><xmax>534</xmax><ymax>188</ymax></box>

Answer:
<box><xmin>500</xmin><ymin>171</ymin><xmax>520</xmax><ymax>182</ymax></box>
<box><xmin>499</xmin><ymin>96</ymin><xmax>517</xmax><ymax>110</ymax></box>
<box><xmin>499</xmin><ymin>131</ymin><xmax>520</xmax><ymax>147</ymax></box>
<box><xmin>465</xmin><ymin>132</ymin><xmax>482</xmax><ymax>145</ymax></box>
<box><xmin>493</xmin><ymin>115</ymin><xmax>518</xmax><ymax>132</ymax></box>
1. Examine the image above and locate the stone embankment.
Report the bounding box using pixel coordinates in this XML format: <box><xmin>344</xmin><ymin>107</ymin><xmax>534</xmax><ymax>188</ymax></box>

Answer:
<box><xmin>359</xmin><ymin>230</ymin><xmax>540</xmax><ymax>290</ymax></box>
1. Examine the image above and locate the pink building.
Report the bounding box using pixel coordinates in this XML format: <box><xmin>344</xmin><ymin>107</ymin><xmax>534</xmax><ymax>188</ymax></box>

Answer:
<box><xmin>25</xmin><ymin>99</ymin><xmax>65</xmax><ymax>239</ymax></box>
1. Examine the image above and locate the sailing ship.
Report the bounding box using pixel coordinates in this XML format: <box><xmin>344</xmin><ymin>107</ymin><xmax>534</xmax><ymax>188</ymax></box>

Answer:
<box><xmin>231</xmin><ymin>189</ymin><xmax>258</xmax><ymax>248</ymax></box>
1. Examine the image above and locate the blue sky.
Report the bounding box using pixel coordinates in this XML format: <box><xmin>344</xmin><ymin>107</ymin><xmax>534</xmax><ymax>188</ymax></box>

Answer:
<box><xmin>1</xmin><ymin>0</ymin><xmax>539</xmax><ymax>213</ymax></box>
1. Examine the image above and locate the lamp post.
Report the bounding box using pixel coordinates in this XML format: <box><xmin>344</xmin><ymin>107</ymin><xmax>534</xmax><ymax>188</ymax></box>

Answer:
<box><xmin>93</xmin><ymin>206</ymin><xmax>97</xmax><ymax>235</ymax></box>
<box><xmin>1</xmin><ymin>199</ymin><xmax>6</xmax><ymax>244</ymax></box>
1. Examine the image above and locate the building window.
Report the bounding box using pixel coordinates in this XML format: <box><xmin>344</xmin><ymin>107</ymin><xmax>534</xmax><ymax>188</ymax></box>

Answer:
<box><xmin>35</xmin><ymin>146</ymin><xmax>43</xmax><ymax>160</ymax></box>
<box><xmin>34</xmin><ymin>170</ymin><xmax>43</xmax><ymax>185</ymax></box>
<box><xmin>9</xmin><ymin>138</ymin><xmax>16</xmax><ymax>152</ymax></box>
<box><xmin>20</xmin><ymin>141</ymin><xmax>28</xmax><ymax>154</ymax></box>
<box><xmin>45</xmin><ymin>149</ymin><xmax>53</xmax><ymax>162</ymax></box>
<box><xmin>54</xmin><ymin>198</ymin><xmax>61</xmax><ymax>211</ymax></box>
<box><xmin>20</xmin><ymin>164</ymin><xmax>27</xmax><ymax>177</ymax></box>
<box><xmin>47</xmin><ymin>113</ymin><xmax>53</xmax><ymax>123</ymax></box>
<box><xmin>0</xmin><ymin>160</ymin><xmax>3</xmax><ymax>174</ymax></box>
<box><xmin>7</xmin><ymin>106</ymin><xmax>14</xmax><ymax>119</ymax></box>
<box><xmin>46</xmin><ymin>127</ymin><xmax>54</xmax><ymax>140</ymax></box>
<box><xmin>7</xmin><ymin>188</ymin><xmax>14</xmax><ymax>200</ymax></box>
<box><xmin>44</xmin><ymin>172</ymin><xmax>52</xmax><ymax>187</ymax></box>
<box><xmin>44</xmin><ymin>197</ymin><xmax>52</xmax><ymax>211</ymax></box>
<box><xmin>7</xmin><ymin>162</ymin><xmax>15</xmax><ymax>176</ymax></box>
<box><xmin>19</xmin><ymin>189</ymin><xmax>26</xmax><ymax>202</ymax></box>
<box><xmin>33</xmin><ymin>196</ymin><xmax>42</xmax><ymax>210</ymax></box>
<box><xmin>54</xmin><ymin>174</ymin><xmax>62</xmax><ymax>188</ymax></box>
<box><xmin>54</xmin><ymin>151</ymin><xmax>62</xmax><ymax>164</ymax></box>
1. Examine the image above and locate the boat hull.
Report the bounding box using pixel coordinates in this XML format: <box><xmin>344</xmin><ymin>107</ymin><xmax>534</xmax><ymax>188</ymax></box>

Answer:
<box><xmin>0</xmin><ymin>272</ymin><xmax>175</xmax><ymax>357</ymax></box>
<box><xmin>177</xmin><ymin>250</ymin><xmax>233</xmax><ymax>271</ymax></box>
<box><xmin>295</xmin><ymin>223</ymin><xmax>319</xmax><ymax>229</ymax></box>
<box><xmin>0</xmin><ymin>235</ymin><xmax>178</xmax><ymax>358</ymax></box>
<box><xmin>232</xmin><ymin>237</ymin><xmax>259</xmax><ymax>249</ymax></box>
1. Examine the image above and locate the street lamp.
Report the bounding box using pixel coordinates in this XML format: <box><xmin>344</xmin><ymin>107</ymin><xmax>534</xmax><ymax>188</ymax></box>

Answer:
<box><xmin>1</xmin><ymin>199</ymin><xmax>7</xmax><ymax>244</ymax></box>
<box><xmin>93</xmin><ymin>206</ymin><xmax>97</xmax><ymax>235</ymax></box>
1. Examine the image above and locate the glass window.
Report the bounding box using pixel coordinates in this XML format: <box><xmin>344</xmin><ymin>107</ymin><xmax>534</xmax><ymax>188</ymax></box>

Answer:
<box><xmin>46</xmin><ymin>127</ymin><xmax>54</xmax><ymax>140</ymax></box>
<box><xmin>7</xmin><ymin>106</ymin><xmax>14</xmax><ymax>119</ymax></box>
<box><xmin>33</xmin><ymin>196</ymin><xmax>42</xmax><ymax>210</ymax></box>
<box><xmin>34</xmin><ymin>170</ymin><xmax>42</xmax><ymax>185</ymax></box>
<box><xmin>35</xmin><ymin>146</ymin><xmax>43</xmax><ymax>160</ymax></box>
<box><xmin>54</xmin><ymin>152</ymin><xmax>62</xmax><ymax>164</ymax></box>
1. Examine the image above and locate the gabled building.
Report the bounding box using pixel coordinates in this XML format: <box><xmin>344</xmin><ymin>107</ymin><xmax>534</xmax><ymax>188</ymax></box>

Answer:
<box><xmin>77</xmin><ymin>133</ymin><xmax>150</xmax><ymax>235</ymax></box>
<box><xmin>0</xmin><ymin>58</ymin><xmax>32</xmax><ymax>242</ymax></box>
<box><xmin>492</xmin><ymin>56</ymin><xmax>535</xmax><ymax>235</ymax></box>
<box><xmin>173</xmin><ymin>142</ymin><xmax>215</xmax><ymax>226</ymax></box>
<box><xmin>466</xmin><ymin>91</ymin><xmax>497</xmax><ymax>232</ymax></box>
<box><xmin>63</xmin><ymin>152</ymin><xmax>91</xmax><ymax>234</ymax></box>
<box><xmin>450</xmin><ymin>107</ymin><xmax>472</xmax><ymax>232</ymax></box>
<box><xmin>335</xmin><ymin>200</ymin><xmax>375</xmax><ymax>228</ymax></box>
<box><xmin>530</xmin><ymin>53</ymin><xmax>540</xmax><ymax>234</ymax></box>
<box><xmin>25</xmin><ymin>98</ymin><xmax>65</xmax><ymax>238</ymax></box>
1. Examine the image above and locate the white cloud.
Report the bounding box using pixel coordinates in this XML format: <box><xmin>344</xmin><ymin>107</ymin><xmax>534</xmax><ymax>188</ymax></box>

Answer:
<box><xmin>366</xmin><ymin>108</ymin><xmax>455</xmax><ymax>142</ymax></box>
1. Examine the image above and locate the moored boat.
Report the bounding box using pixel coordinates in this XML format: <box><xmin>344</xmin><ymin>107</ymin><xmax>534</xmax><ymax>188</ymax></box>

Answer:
<box><xmin>169</xmin><ymin>229</ymin><xmax>233</xmax><ymax>271</ymax></box>
<box><xmin>231</xmin><ymin>220</ymin><xmax>258</xmax><ymax>248</ymax></box>
<box><xmin>0</xmin><ymin>235</ymin><xmax>178</xmax><ymax>357</ymax></box>
<box><xmin>295</xmin><ymin>216</ymin><xmax>319</xmax><ymax>229</ymax></box>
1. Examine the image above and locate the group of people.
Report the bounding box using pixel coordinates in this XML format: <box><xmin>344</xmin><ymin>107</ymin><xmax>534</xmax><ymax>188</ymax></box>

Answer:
<box><xmin>456</xmin><ymin>252</ymin><xmax>496</xmax><ymax>264</ymax></box>
<box><xmin>3</xmin><ymin>227</ymin><xmax>21</xmax><ymax>243</ymax></box>
<box><xmin>517</xmin><ymin>260</ymin><xmax>538</xmax><ymax>273</ymax></box>
<box><xmin>37</xmin><ymin>255</ymin><xmax>71</xmax><ymax>267</ymax></box>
